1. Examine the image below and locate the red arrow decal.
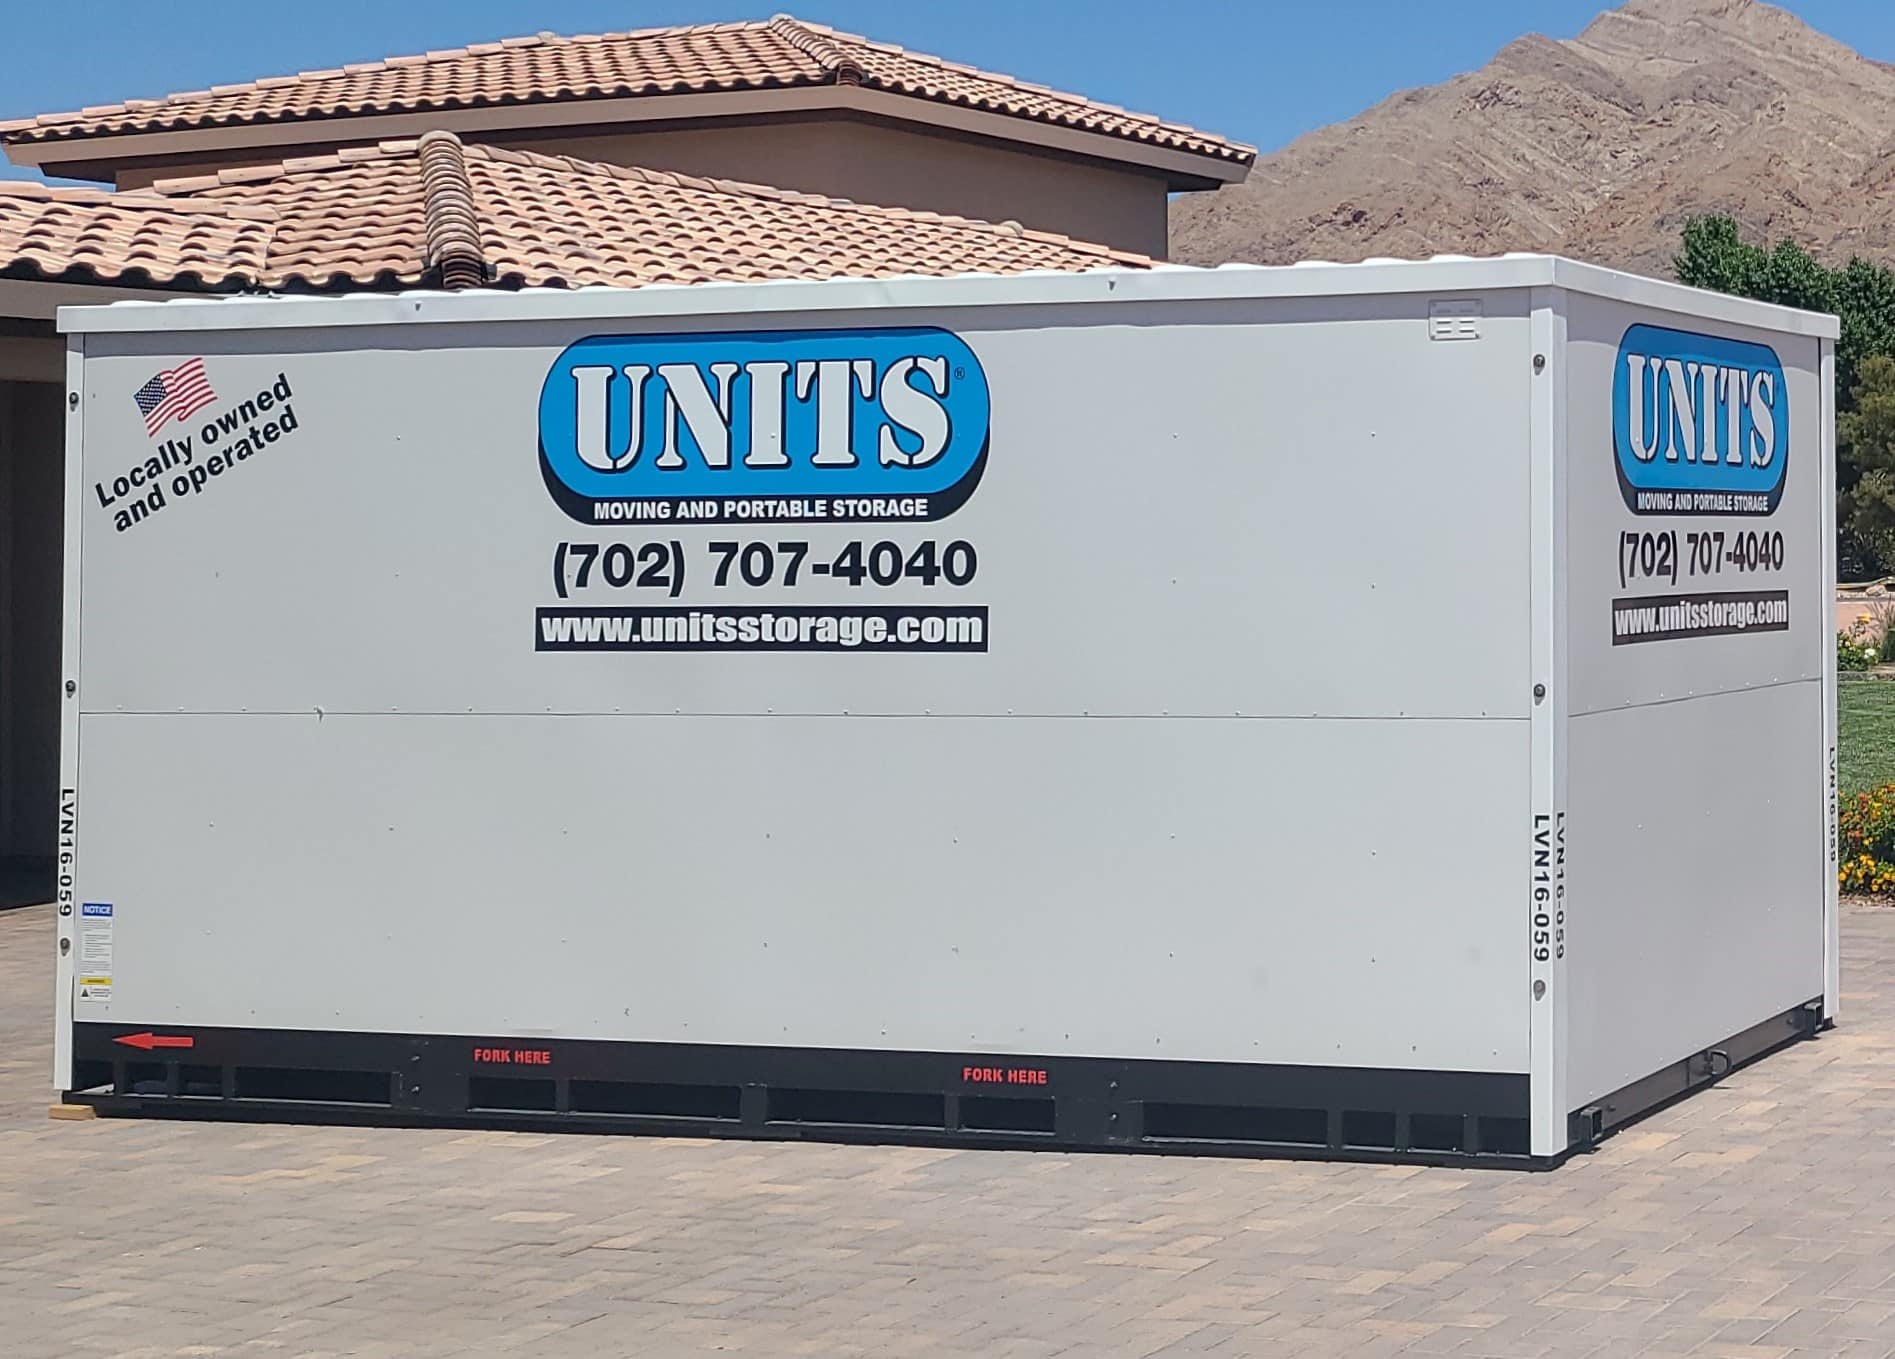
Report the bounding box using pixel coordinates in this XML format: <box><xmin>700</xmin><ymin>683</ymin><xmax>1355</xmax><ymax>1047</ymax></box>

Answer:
<box><xmin>112</xmin><ymin>1032</ymin><xmax>194</xmax><ymax>1051</ymax></box>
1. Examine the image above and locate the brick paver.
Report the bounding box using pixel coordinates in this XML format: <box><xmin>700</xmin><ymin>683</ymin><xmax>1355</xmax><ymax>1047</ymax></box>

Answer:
<box><xmin>2</xmin><ymin>901</ymin><xmax>1893</xmax><ymax>1358</ymax></box>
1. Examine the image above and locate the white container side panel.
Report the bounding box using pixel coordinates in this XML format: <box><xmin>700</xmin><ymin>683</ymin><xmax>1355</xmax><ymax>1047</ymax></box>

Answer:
<box><xmin>1560</xmin><ymin>293</ymin><xmax>1828</xmax><ymax>1108</ymax></box>
<box><xmin>73</xmin><ymin>293</ymin><xmax>1533</xmax><ymax>722</ymax></box>
<box><xmin>1565</xmin><ymin>687</ymin><xmax>1824</xmax><ymax>1103</ymax></box>
<box><xmin>73</xmin><ymin>710</ymin><xmax>1530</xmax><ymax>1071</ymax></box>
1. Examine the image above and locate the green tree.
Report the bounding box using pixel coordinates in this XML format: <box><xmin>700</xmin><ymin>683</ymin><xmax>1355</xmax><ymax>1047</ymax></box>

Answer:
<box><xmin>1675</xmin><ymin>215</ymin><xmax>1759</xmax><ymax>297</ymax></box>
<box><xmin>1676</xmin><ymin>214</ymin><xmax>1895</xmax><ymax>576</ymax></box>
<box><xmin>1835</xmin><ymin>258</ymin><xmax>1895</xmax><ymax>410</ymax></box>
<box><xmin>1676</xmin><ymin>216</ymin><xmax>1846</xmax><ymax>373</ymax></box>
<box><xmin>1842</xmin><ymin>355</ymin><xmax>1895</xmax><ymax>568</ymax></box>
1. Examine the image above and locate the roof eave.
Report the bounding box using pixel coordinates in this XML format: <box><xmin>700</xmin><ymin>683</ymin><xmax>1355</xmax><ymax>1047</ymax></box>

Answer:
<box><xmin>0</xmin><ymin>271</ymin><xmax>201</xmax><ymax>320</ymax></box>
<box><xmin>4</xmin><ymin>84</ymin><xmax>1253</xmax><ymax>187</ymax></box>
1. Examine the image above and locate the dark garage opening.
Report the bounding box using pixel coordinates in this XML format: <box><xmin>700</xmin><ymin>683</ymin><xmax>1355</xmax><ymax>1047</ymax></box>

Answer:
<box><xmin>1</xmin><ymin>366</ymin><xmax>63</xmax><ymax>909</ymax></box>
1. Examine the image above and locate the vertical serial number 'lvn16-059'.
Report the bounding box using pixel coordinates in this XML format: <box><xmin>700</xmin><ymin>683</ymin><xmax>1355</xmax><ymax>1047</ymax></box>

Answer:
<box><xmin>1531</xmin><ymin>812</ymin><xmax>1565</xmax><ymax>965</ymax></box>
<box><xmin>57</xmin><ymin>787</ymin><xmax>76</xmax><ymax>919</ymax></box>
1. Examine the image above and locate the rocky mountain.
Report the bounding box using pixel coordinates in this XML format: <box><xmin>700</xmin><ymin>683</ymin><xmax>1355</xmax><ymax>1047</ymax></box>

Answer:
<box><xmin>1170</xmin><ymin>0</ymin><xmax>1895</xmax><ymax>277</ymax></box>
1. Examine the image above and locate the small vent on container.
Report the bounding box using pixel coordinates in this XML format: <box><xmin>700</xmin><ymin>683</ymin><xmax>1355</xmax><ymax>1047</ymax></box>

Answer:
<box><xmin>768</xmin><ymin>1087</ymin><xmax>945</xmax><ymax>1129</ymax></box>
<box><xmin>1341</xmin><ymin>1110</ymin><xmax>1398</xmax><ymax>1150</ymax></box>
<box><xmin>1477</xmin><ymin>1116</ymin><xmax>1530</xmax><ymax>1157</ymax></box>
<box><xmin>122</xmin><ymin>1061</ymin><xmax>166</xmax><ymax>1095</ymax></box>
<box><xmin>469</xmin><ymin>1077</ymin><xmax>557</xmax><ymax>1113</ymax></box>
<box><xmin>235</xmin><ymin>1066</ymin><xmax>391</xmax><ymax>1106</ymax></box>
<box><xmin>1142</xmin><ymin>1102</ymin><xmax>1327</xmax><ymax>1146</ymax></box>
<box><xmin>569</xmin><ymin>1080</ymin><xmax>739</xmax><ymax>1121</ymax></box>
<box><xmin>564</xmin><ymin>1076</ymin><xmax>735</xmax><ymax>1122</ymax></box>
<box><xmin>960</xmin><ymin>1095</ymin><xmax>1056</xmax><ymax>1134</ymax></box>
<box><xmin>1428</xmin><ymin>299</ymin><xmax>1482</xmax><ymax>341</ymax></box>
<box><xmin>1408</xmin><ymin>1113</ymin><xmax>1467</xmax><ymax>1152</ymax></box>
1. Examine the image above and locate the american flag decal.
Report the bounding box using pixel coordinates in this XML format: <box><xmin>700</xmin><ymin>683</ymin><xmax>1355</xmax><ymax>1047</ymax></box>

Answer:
<box><xmin>133</xmin><ymin>359</ymin><xmax>216</xmax><ymax>437</ymax></box>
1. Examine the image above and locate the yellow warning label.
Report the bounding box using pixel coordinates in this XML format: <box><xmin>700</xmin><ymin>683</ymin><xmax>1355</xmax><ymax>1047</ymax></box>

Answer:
<box><xmin>77</xmin><ymin>975</ymin><xmax>112</xmax><ymax>1002</ymax></box>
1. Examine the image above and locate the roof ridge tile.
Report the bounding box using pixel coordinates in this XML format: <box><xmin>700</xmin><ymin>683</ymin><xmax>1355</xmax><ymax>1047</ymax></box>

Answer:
<box><xmin>808</xmin><ymin>23</ymin><xmax>1233</xmax><ymax>148</ymax></box>
<box><xmin>417</xmin><ymin>129</ymin><xmax>484</xmax><ymax>288</ymax></box>
<box><xmin>766</xmin><ymin>14</ymin><xmax>856</xmax><ymax>78</ymax></box>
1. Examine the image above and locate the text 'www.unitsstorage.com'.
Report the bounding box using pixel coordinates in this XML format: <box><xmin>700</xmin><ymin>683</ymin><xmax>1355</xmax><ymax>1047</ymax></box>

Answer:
<box><xmin>1611</xmin><ymin>590</ymin><xmax>1789</xmax><ymax>645</ymax></box>
<box><xmin>535</xmin><ymin>605</ymin><xmax>989</xmax><ymax>652</ymax></box>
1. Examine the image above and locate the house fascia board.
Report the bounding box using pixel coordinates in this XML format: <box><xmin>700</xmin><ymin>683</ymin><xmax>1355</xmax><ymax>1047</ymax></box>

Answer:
<box><xmin>0</xmin><ymin>277</ymin><xmax>178</xmax><ymax>321</ymax></box>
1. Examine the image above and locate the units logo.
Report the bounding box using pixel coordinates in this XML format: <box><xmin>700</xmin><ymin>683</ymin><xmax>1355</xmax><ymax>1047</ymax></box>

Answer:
<box><xmin>1612</xmin><ymin>324</ymin><xmax>1788</xmax><ymax>516</ymax></box>
<box><xmin>538</xmin><ymin>327</ymin><xmax>990</xmax><ymax>525</ymax></box>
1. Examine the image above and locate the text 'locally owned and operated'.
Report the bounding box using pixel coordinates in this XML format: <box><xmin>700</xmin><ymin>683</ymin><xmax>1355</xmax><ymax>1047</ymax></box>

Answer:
<box><xmin>95</xmin><ymin>371</ymin><xmax>304</xmax><ymax>533</ymax></box>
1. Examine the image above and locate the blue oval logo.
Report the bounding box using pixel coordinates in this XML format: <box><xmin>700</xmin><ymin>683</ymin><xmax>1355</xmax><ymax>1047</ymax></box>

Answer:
<box><xmin>539</xmin><ymin>327</ymin><xmax>990</xmax><ymax>524</ymax></box>
<box><xmin>1613</xmin><ymin>323</ymin><xmax>1788</xmax><ymax>516</ymax></box>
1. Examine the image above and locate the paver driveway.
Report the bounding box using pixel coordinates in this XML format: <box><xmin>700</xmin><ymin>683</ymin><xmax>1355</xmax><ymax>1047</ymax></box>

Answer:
<box><xmin>2</xmin><ymin>901</ymin><xmax>1894</xmax><ymax>1358</ymax></box>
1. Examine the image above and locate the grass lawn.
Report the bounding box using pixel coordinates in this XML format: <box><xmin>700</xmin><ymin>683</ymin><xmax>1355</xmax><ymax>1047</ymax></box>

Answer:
<box><xmin>1841</xmin><ymin>679</ymin><xmax>1895</xmax><ymax>795</ymax></box>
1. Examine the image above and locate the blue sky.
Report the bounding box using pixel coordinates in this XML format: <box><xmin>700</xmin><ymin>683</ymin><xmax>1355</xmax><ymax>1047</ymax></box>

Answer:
<box><xmin>3</xmin><ymin>0</ymin><xmax>1893</xmax><ymax>182</ymax></box>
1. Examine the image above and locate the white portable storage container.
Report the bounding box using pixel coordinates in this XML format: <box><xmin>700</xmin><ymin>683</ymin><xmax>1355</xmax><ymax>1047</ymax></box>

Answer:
<box><xmin>52</xmin><ymin>257</ymin><xmax>1838</xmax><ymax>1165</ymax></box>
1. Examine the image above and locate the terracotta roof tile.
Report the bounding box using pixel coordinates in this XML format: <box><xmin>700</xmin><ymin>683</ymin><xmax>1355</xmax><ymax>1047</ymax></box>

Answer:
<box><xmin>0</xmin><ymin>180</ymin><xmax>270</xmax><ymax>287</ymax></box>
<box><xmin>0</xmin><ymin>16</ymin><xmax>1251</xmax><ymax>166</ymax></box>
<box><xmin>0</xmin><ymin>132</ymin><xmax>1155</xmax><ymax>293</ymax></box>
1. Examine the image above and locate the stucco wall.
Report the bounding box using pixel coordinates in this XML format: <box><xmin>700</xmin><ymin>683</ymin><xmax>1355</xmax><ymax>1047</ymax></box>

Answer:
<box><xmin>112</xmin><ymin>115</ymin><xmax>1173</xmax><ymax>258</ymax></box>
<box><xmin>503</xmin><ymin>118</ymin><xmax>1171</xmax><ymax>257</ymax></box>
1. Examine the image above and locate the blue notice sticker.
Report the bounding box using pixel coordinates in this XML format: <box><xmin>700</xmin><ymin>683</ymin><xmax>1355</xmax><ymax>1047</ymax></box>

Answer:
<box><xmin>80</xmin><ymin>902</ymin><xmax>113</xmax><ymax>918</ymax></box>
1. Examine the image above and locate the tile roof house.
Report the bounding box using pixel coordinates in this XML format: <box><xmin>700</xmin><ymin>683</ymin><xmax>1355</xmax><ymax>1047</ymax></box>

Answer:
<box><xmin>1</xmin><ymin>16</ymin><xmax>1251</xmax><ymax>258</ymax></box>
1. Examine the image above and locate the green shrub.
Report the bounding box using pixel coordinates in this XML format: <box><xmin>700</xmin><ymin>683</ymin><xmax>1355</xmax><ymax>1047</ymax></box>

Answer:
<box><xmin>1840</xmin><ymin>633</ymin><xmax>1877</xmax><ymax>671</ymax></box>
<box><xmin>1863</xmin><ymin>602</ymin><xmax>1895</xmax><ymax>663</ymax></box>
